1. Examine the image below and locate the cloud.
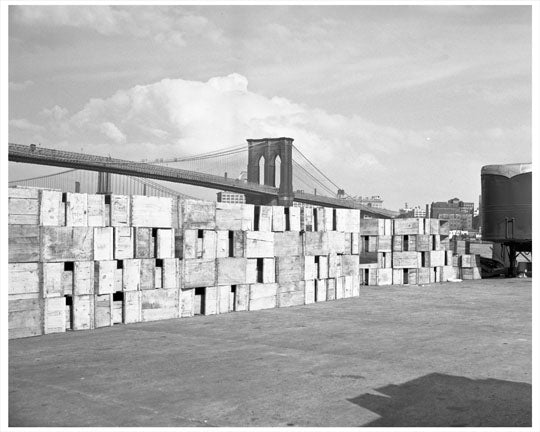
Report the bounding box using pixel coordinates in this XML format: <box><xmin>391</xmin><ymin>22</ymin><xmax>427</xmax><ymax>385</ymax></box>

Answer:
<box><xmin>12</xmin><ymin>5</ymin><xmax>224</xmax><ymax>47</ymax></box>
<box><xmin>9</xmin><ymin>80</ymin><xmax>34</xmax><ymax>91</ymax></box>
<box><xmin>17</xmin><ymin>73</ymin><xmax>531</xmax><ymax>209</ymax></box>
<box><xmin>9</xmin><ymin>118</ymin><xmax>44</xmax><ymax>132</ymax></box>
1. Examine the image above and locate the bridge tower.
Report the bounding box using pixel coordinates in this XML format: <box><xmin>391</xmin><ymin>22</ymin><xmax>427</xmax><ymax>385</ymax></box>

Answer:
<box><xmin>246</xmin><ymin>137</ymin><xmax>294</xmax><ymax>206</ymax></box>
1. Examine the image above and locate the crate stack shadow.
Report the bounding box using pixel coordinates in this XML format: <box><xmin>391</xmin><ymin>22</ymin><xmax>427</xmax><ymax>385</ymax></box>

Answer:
<box><xmin>9</xmin><ymin>186</ymin><xmax>480</xmax><ymax>339</ymax></box>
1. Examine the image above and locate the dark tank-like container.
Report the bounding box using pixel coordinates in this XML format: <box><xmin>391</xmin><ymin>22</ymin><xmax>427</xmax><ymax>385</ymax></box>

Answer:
<box><xmin>481</xmin><ymin>163</ymin><xmax>532</xmax><ymax>245</ymax></box>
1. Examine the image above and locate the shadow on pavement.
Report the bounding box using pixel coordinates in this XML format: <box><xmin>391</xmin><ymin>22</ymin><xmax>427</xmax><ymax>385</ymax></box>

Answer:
<box><xmin>348</xmin><ymin>372</ymin><xmax>531</xmax><ymax>427</ymax></box>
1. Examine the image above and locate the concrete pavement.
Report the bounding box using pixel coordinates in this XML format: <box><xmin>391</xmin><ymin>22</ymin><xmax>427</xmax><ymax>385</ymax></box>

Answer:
<box><xmin>9</xmin><ymin>278</ymin><xmax>532</xmax><ymax>427</ymax></box>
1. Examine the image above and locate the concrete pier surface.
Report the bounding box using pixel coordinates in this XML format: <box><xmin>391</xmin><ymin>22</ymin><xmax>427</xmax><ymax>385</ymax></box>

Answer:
<box><xmin>9</xmin><ymin>278</ymin><xmax>532</xmax><ymax>427</ymax></box>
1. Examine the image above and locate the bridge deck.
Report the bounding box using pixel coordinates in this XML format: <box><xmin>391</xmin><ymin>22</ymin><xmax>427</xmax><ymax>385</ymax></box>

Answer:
<box><xmin>9</xmin><ymin>143</ymin><xmax>394</xmax><ymax>217</ymax></box>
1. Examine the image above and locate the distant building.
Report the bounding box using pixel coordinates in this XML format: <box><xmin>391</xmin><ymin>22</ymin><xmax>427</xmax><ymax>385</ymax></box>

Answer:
<box><xmin>216</xmin><ymin>191</ymin><xmax>246</xmax><ymax>204</ymax></box>
<box><xmin>430</xmin><ymin>197</ymin><xmax>474</xmax><ymax>231</ymax></box>
<box><xmin>217</xmin><ymin>171</ymin><xmax>247</xmax><ymax>204</ymax></box>
<box><xmin>350</xmin><ymin>195</ymin><xmax>384</xmax><ymax>208</ymax></box>
<box><xmin>399</xmin><ymin>203</ymin><xmax>426</xmax><ymax>218</ymax></box>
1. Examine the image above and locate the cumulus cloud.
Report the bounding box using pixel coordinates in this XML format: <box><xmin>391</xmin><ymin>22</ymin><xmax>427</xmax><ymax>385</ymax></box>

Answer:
<box><xmin>12</xmin><ymin>5</ymin><xmax>224</xmax><ymax>47</ymax></box>
<box><xmin>9</xmin><ymin>118</ymin><xmax>44</xmax><ymax>132</ymax></box>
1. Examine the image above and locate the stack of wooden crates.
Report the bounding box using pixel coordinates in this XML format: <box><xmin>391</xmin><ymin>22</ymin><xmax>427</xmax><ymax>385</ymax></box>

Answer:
<box><xmin>8</xmin><ymin>186</ymin><xmax>474</xmax><ymax>339</ymax></box>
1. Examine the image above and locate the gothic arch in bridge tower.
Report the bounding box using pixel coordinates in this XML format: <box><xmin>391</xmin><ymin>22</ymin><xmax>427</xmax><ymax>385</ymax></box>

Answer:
<box><xmin>246</xmin><ymin>137</ymin><xmax>294</xmax><ymax>206</ymax></box>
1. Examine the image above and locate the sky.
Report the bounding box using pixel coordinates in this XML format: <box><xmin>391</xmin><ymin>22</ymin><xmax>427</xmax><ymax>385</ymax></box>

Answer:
<box><xmin>7</xmin><ymin>4</ymin><xmax>533</xmax><ymax>210</ymax></box>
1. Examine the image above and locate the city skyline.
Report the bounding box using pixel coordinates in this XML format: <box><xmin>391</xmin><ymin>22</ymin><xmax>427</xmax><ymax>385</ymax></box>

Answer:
<box><xmin>7</xmin><ymin>4</ymin><xmax>533</xmax><ymax>210</ymax></box>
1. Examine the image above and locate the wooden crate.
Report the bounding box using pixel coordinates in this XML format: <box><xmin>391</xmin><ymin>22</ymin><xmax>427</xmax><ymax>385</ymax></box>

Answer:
<box><xmin>95</xmin><ymin>294</ymin><xmax>113</xmax><ymax>328</ymax></box>
<box><xmin>393</xmin><ymin>218</ymin><xmax>423</xmax><ymax>235</ymax></box>
<box><xmin>94</xmin><ymin>227</ymin><xmax>114</xmax><ymax>261</ymax></box>
<box><xmin>9</xmin><ymin>224</ymin><xmax>40</xmax><ymax>263</ymax></box>
<box><xmin>376</xmin><ymin>268</ymin><xmax>393</xmax><ymax>286</ymax></box>
<box><xmin>87</xmin><ymin>194</ymin><xmax>106</xmax><ymax>227</ymax></box>
<box><xmin>351</xmin><ymin>233</ymin><xmax>360</xmax><ymax>255</ymax></box>
<box><xmin>274</xmin><ymin>232</ymin><xmax>303</xmax><ymax>257</ymax></box>
<box><xmin>9</xmin><ymin>297</ymin><xmax>43</xmax><ymax>339</ymax></box>
<box><xmin>42</xmin><ymin>262</ymin><xmax>64</xmax><ymax>297</ymax></box>
<box><xmin>315</xmin><ymin>279</ymin><xmax>327</xmax><ymax>302</ymax></box>
<box><xmin>139</xmin><ymin>259</ymin><xmax>156</xmax><ymax>290</ymax></box>
<box><xmin>43</xmin><ymin>297</ymin><xmax>66</xmax><ymax>334</ymax></box>
<box><xmin>328</xmin><ymin>253</ymin><xmax>342</xmax><ymax>278</ymax></box>
<box><xmin>215</xmin><ymin>203</ymin><xmax>254</xmax><ymax>231</ymax></box>
<box><xmin>351</xmin><ymin>273</ymin><xmax>360</xmax><ymax>297</ymax></box>
<box><xmin>277</xmin><ymin>281</ymin><xmax>305</xmax><ymax>307</ymax></box>
<box><xmin>405</xmin><ymin>268</ymin><xmax>418</xmax><ymax>285</ymax></box>
<box><xmin>216</xmin><ymin>285</ymin><xmax>231</xmax><ymax>314</ymax></box>
<box><xmin>179</xmin><ymin>288</ymin><xmax>195</xmax><ymax>317</ymax></box>
<box><xmin>359</xmin><ymin>235</ymin><xmax>378</xmax><ymax>253</ymax></box>
<box><xmin>335</xmin><ymin>277</ymin><xmax>345</xmax><ymax>299</ymax></box>
<box><xmin>460</xmin><ymin>254</ymin><xmax>481</xmax><ymax>268</ymax></box>
<box><xmin>156</xmin><ymin>229</ymin><xmax>175</xmax><ymax>259</ymax></box>
<box><xmin>341</xmin><ymin>254</ymin><xmax>359</xmax><ymax>277</ymax></box>
<box><xmin>121</xmin><ymin>290</ymin><xmax>141</xmax><ymax>323</ymax></box>
<box><xmin>360</xmin><ymin>218</ymin><xmax>392</xmax><ymax>236</ymax></box>
<box><xmin>305</xmin><ymin>280</ymin><xmax>315</xmax><ymax>304</ymax></box>
<box><xmin>109</xmin><ymin>194</ymin><xmax>130</xmax><ymax>226</ymax></box>
<box><xmin>326</xmin><ymin>278</ymin><xmax>336</xmax><ymax>300</ymax></box>
<box><xmin>316</xmin><ymin>255</ymin><xmax>329</xmax><ymax>279</ymax></box>
<box><xmin>160</xmin><ymin>258</ymin><xmax>179</xmax><ymax>289</ymax></box>
<box><xmin>141</xmin><ymin>288</ymin><xmax>179</xmax><ymax>322</ymax></box>
<box><xmin>217</xmin><ymin>257</ymin><xmax>247</xmax><ymax>286</ymax></box>
<box><xmin>328</xmin><ymin>231</ymin><xmax>347</xmax><ymax>254</ymax></box>
<box><xmin>202</xmin><ymin>286</ymin><xmax>218</xmax><ymax>315</ymax></box>
<box><xmin>461</xmin><ymin>267</ymin><xmax>482</xmax><ymax>280</ymax></box>
<box><xmin>235</xmin><ymin>284</ymin><xmax>250</xmax><ymax>312</ymax></box>
<box><xmin>417</xmin><ymin>268</ymin><xmax>431</xmax><ymax>285</ymax></box>
<box><xmin>134</xmin><ymin>228</ymin><xmax>155</xmax><ymax>259</ymax></box>
<box><xmin>182</xmin><ymin>199</ymin><xmax>216</xmax><ymax>230</ymax></box>
<box><xmin>377</xmin><ymin>252</ymin><xmax>392</xmax><ymax>269</ymax></box>
<box><xmin>342</xmin><ymin>276</ymin><xmax>353</xmax><ymax>298</ymax></box>
<box><xmin>300</xmin><ymin>207</ymin><xmax>314</xmax><ymax>232</ymax></box>
<box><xmin>244</xmin><ymin>231</ymin><xmax>274</xmax><ymax>258</ymax></box>
<box><xmin>184</xmin><ymin>258</ymin><xmax>216</xmax><ymax>288</ymax></box>
<box><xmin>303</xmin><ymin>231</ymin><xmax>328</xmax><ymax>256</ymax></box>
<box><xmin>201</xmin><ymin>230</ymin><xmax>217</xmax><ymax>259</ymax></box>
<box><xmin>376</xmin><ymin>235</ymin><xmax>392</xmax><ymax>252</ymax></box>
<box><xmin>9</xmin><ymin>263</ymin><xmax>41</xmax><ymax>297</ymax></box>
<box><xmin>276</xmin><ymin>256</ymin><xmax>304</xmax><ymax>284</ymax></box>
<box><xmin>287</xmin><ymin>206</ymin><xmax>301</xmax><ymax>231</ymax></box>
<box><xmin>393</xmin><ymin>269</ymin><xmax>404</xmax><ymax>285</ymax></box>
<box><xmin>72</xmin><ymin>261</ymin><xmax>94</xmax><ymax>296</ymax></box>
<box><xmin>425</xmin><ymin>250</ymin><xmax>446</xmax><ymax>267</ymax></box>
<box><xmin>94</xmin><ymin>260</ymin><xmax>117</xmax><ymax>294</ymax></box>
<box><xmin>416</xmin><ymin>235</ymin><xmax>433</xmax><ymax>252</ymax></box>
<box><xmin>114</xmin><ymin>227</ymin><xmax>134</xmax><ymax>260</ymax></box>
<box><xmin>215</xmin><ymin>230</ymin><xmax>230</xmax><ymax>258</ymax></box>
<box><xmin>41</xmin><ymin>227</ymin><xmax>94</xmax><ymax>262</ymax></box>
<box><xmin>40</xmin><ymin>189</ymin><xmax>64</xmax><ymax>226</ymax></box>
<box><xmin>121</xmin><ymin>259</ymin><xmax>141</xmax><ymax>291</ymax></box>
<box><xmin>249</xmin><ymin>283</ymin><xmax>278</xmax><ymax>311</ymax></box>
<box><xmin>255</xmin><ymin>205</ymin><xmax>273</xmax><ymax>231</ymax></box>
<box><xmin>64</xmin><ymin>192</ymin><xmax>88</xmax><ymax>227</ymax></box>
<box><xmin>271</xmin><ymin>207</ymin><xmax>286</xmax><ymax>232</ymax></box>
<box><xmin>9</xmin><ymin>187</ymin><xmax>40</xmax><ymax>225</ymax></box>
<box><xmin>131</xmin><ymin>195</ymin><xmax>173</xmax><ymax>228</ymax></box>
<box><xmin>392</xmin><ymin>251</ymin><xmax>420</xmax><ymax>268</ymax></box>
<box><xmin>335</xmin><ymin>208</ymin><xmax>360</xmax><ymax>233</ymax></box>
<box><xmin>441</xmin><ymin>265</ymin><xmax>457</xmax><ymax>281</ymax></box>
<box><xmin>304</xmin><ymin>255</ymin><xmax>317</xmax><ymax>280</ymax></box>
<box><xmin>72</xmin><ymin>294</ymin><xmax>95</xmax><ymax>330</ymax></box>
